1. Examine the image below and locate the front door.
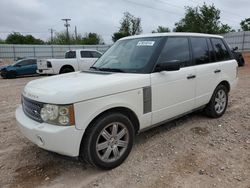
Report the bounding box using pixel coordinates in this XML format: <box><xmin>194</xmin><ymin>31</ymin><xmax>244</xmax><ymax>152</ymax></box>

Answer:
<box><xmin>151</xmin><ymin>37</ymin><xmax>196</xmax><ymax>124</ymax></box>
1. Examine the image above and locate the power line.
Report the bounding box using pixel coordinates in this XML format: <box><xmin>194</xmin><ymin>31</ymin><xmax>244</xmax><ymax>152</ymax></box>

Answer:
<box><xmin>121</xmin><ymin>0</ymin><xmax>183</xmax><ymax>17</ymax></box>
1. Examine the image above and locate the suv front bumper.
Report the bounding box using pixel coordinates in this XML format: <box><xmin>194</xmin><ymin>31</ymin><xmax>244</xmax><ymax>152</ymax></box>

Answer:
<box><xmin>16</xmin><ymin>105</ymin><xmax>83</xmax><ymax>157</ymax></box>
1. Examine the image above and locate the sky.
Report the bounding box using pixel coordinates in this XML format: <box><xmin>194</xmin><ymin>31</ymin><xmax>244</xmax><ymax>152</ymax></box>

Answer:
<box><xmin>0</xmin><ymin>0</ymin><xmax>249</xmax><ymax>44</ymax></box>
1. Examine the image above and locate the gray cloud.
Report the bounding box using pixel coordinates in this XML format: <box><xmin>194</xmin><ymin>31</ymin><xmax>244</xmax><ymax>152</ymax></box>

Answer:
<box><xmin>0</xmin><ymin>0</ymin><xmax>249</xmax><ymax>43</ymax></box>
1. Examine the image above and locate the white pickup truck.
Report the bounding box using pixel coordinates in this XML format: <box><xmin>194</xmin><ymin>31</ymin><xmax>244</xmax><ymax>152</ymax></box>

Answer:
<box><xmin>37</xmin><ymin>49</ymin><xmax>102</xmax><ymax>74</ymax></box>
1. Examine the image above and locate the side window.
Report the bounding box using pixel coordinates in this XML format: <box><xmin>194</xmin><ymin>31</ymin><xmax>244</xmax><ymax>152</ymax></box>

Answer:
<box><xmin>207</xmin><ymin>38</ymin><xmax>216</xmax><ymax>63</ymax></box>
<box><xmin>91</xmin><ymin>51</ymin><xmax>102</xmax><ymax>58</ymax></box>
<box><xmin>27</xmin><ymin>59</ymin><xmax>37</xmax><ymax>65</ymax></box>
<box><xmin>211</xmin><ymin>38</ymin><xmax>231</xmax><ymax>61</ymax></box>
<box><xmin>81</xmin><ymin>51</ymin><xmax>93</xmax><ymax>58</ymax></box>
<box><xmin>190</xmin><ymin>37</ymin><xmax>210</xmax><ymax>65</ymax></box>
<box><xmin>19</xmin><ymin>60</ymin><xmax>30</xmax><ymax>66</ymax></box>
<box><xmin>65</xmin><ymin>51</ymin><xmax>76</xmax><ymax>59</ymax></box>
<box><xmin>157</xmin><ymin>37</ymin><xmax>190</xmax><ymax>67</ymax></box>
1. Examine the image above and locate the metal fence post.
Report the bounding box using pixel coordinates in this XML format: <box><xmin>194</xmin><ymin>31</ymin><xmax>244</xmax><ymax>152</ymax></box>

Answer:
<box><xmin>51</xmin><ymin>45</ymin><xmax>54</xmax><ymax>58</ymax></box>
<box><xmin>242</xmin><ymin>31</ymin><xmax>246</xmax><ymax>52</ymax></box>
<box><xmin>33</xmin><ymin>46</ymin><xmax>36</xmax><ymax>58</ymax></box>
<box><xmin>13</xmin><ymin>45</ymin><xmax>16</xmax><ymax>60</ymax></box>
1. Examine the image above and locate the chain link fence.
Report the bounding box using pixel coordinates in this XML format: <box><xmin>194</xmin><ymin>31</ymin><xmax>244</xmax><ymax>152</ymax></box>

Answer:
<box><xmin>0</xmin><ymin>44</ymin><xmax>112</xmax><ymax>60</ymax></box>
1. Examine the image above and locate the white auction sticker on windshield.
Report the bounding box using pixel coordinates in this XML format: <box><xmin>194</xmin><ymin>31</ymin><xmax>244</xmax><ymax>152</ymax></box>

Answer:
<box><xmin>137</xmin><ymin>41</ymin><xmax>155</xmax><ymax>46</ymax></box>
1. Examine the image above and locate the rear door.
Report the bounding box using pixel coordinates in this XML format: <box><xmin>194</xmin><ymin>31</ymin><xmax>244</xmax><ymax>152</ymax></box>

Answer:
<box><xmin>190</xmin><ymin>37</ymin><xmax>220</xmax><ymax>108</ymax></box>
<box><xmin>78</xmin><ymin>51</ymin><xmax>98</xmax><ymax>70</ymax></box>
<box><xmin>151</xmin><ymin>37</ymin><xmax>196</xmax><ymax>124</ymax></box>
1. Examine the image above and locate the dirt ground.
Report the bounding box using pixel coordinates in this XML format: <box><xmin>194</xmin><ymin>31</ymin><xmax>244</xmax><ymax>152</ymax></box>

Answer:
<box><xmin>0</xmin><ymin>64</ymin><xmax>249</xmax><ymax>188</ymax></box>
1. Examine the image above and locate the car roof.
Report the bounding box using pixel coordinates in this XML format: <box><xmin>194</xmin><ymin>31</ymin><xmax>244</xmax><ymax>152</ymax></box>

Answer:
<box><xmin>67</xmin><ymin>49</ymin><xmax>100</xmax><ymax>52</ymax></box>
<box><xmin>119</xmin><ymin>32</ymin><xmax>223</xmax><ymax>41</ymax></box>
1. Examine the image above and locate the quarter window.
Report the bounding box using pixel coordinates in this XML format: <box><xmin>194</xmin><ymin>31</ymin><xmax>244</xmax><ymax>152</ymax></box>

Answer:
<box><xmin>157</xmin><ymin>37</ymin><xmax>190</xmax><ymax>67</ymax></box>
<box><xmin>190</xmin><ymin>37</ymin><xmax>210</xmax><ymax>65</ymax></box>
<box><xmin>211</xmin><ymin>38</ymin><xmax>231</xmax><ymax>61</ymax></box>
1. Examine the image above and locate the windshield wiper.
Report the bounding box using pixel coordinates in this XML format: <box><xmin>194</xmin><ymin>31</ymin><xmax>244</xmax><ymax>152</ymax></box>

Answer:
<box><xmin>90</xmin><ymin>66</ymin><xmax>124</xmax><ymax>73</ymax></box>
<box><xmin>98</xmin><ymin>68</ymin><xmax>124</xmax><ymax>73</ymax></box>
<box><xmin>89</xmin><ymin>66</ymin><xmax>100</xmax><ymax>71</ymax></box>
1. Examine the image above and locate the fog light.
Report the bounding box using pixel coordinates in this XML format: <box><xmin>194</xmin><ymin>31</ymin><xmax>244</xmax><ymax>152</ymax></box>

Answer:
<box><xmin>58</xmin><ymin>115</ymin><xmax>69</xmax><ymax>125</ymax></box>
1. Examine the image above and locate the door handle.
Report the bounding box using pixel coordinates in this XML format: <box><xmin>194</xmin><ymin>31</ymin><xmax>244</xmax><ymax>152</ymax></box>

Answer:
<box><xmin>187</xmin><ymin>74</ymin><xmax>196</xmax><ymax>79</ymax></box>
<box><xmin>214</xmin><ymin>69</ymin><xmax>221</xmax><ymax>73</ymax></box>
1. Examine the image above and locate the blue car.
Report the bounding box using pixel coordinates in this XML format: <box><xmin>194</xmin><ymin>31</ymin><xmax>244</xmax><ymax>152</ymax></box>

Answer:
<box><xmin>0</xmin><ymin>58</ymin><xmax>37</xmax><ymax>79</ymax></box>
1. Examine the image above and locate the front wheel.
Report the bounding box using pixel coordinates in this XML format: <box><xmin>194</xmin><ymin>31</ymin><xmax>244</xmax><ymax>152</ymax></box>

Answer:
<box><xmin>80</xmin><ymin>113</ymin><xmax>134</xmax><ymax>170</ymax></box>
<box><xmin>204</xmin><ymin>85</ymin><xmax>228</xmax><ymax>118</ymax></box>
<box><xmin>6</xmin><ymin>71</ymin><xmax>17</xmax><ymax>79</ymax></box>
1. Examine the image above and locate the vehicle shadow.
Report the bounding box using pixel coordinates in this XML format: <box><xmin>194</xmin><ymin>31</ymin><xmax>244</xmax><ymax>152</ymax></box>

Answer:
<box><xmin>10</xmin><ymin>111</ymin><xmax>206</xmax><ymax>188</ymax></box>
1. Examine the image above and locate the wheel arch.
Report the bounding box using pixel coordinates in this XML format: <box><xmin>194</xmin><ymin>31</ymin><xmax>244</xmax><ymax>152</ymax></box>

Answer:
<box><xmin>59</xmin><ymin>64</ymin><xmax>75</xmax><ymax>73</ymax></box>
<box><xmin>78</xmin><ymin>106</ymin><xmax>140</xmax><ymax>156</ymax></box>
<box><xmin>84</xmin><ymin>106</ymin><xmax>140</xmax><ymax>135</ymax></box>
<box><xmin>218</xmin><ymin>80</ymin><xmax>230</xmax><ymax>92</ymax></box>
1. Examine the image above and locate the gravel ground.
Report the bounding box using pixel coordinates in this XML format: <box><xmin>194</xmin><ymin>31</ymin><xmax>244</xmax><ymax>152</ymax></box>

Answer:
<box><xmin>0</xmin><ymin>65</ymin><xmax>249</xmax><ymax>188</ymax></box>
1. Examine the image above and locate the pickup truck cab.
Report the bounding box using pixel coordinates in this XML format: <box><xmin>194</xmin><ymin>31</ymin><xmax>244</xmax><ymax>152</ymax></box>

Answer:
<box><xmin>16</xmin><ymin>33</ymin><xmax>238</xmax><ymax>170</ymax></box>
<box><xmin>37</xmin><ymin>49</ymin><xmax>102</xmax><ymax>74</ymax></box>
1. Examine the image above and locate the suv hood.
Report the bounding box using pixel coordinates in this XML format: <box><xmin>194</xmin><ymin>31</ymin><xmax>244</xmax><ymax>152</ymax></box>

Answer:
<box><xmin>23</xmin><ymin>71</ymin><xmax>150</xmax><ymax>104</ymax></box>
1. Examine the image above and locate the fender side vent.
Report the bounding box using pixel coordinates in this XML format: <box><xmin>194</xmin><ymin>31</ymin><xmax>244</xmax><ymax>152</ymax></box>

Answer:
<box><xmin>143</xmin><ymin>87</ymin><xmax>152</xmax><ymax>114</ymax></box>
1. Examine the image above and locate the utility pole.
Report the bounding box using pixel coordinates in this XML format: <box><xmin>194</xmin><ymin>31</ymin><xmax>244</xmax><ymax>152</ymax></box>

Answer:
<box><xmin>48</xmin><ymin>28</ymin><xmax>55</xmax><ymax>44</ymax></box>
<box><xmin>74</xmin><ymin>26</ymin><xmax>78</xmax><ymax>41</ymax></box>
<box><xmin>61</xmin><ymin>18</ymin><xmax>71</xmax><ymax>44</ymax></box>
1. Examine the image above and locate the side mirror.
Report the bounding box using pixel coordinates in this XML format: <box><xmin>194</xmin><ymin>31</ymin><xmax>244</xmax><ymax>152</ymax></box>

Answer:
<box><xmin>155</xmin><ymin>60</ymin><xmax>181</xmax><ymax>72</ymax></box>
<box><xmin>232</xmin><ymin>46</ymin><xmax>238</xmax><ymax>52</ymax></box>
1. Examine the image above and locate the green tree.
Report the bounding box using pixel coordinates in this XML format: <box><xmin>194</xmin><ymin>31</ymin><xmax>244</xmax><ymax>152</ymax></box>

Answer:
<box><xmin>152</xmin><ymin>26</ymin><xmax>170</xmax><ymax>33</ymax></box>
<box><xmin>53</xmin><ymin>31</ymin><xmax>74</xmax><ymax>45</ymax></box>
<box><xmin>5</xmin><ymin>32</ymin><xmax>44</xmax><ymax>44</ymax></box>
<box><xmin>174</xmin><ymin>4</ymin><xmax>233</xmax><ymax>34</ymax></box>
<box><xmin>112</xmin><ymin>12</ymin><xmax>142</xmax><ymax>42</ymax></box>
<box><xmin>240</xmin><ymin>18</ymin><xmax>250</xmax><ymax>31</ymax></box>
<box><xmin>0</xmin><ymin>38</ymin><xmax>5</xmax><ymax>44</ymax></box>
<box><xmin>81</xmin><ymin>33</ymin><xmax>103</xmax><ymax>45</ymax></box>
<box><xmin>53</xmin><ymin>31</ymin><xmax>104</xmax><ymax>45</ymax></box>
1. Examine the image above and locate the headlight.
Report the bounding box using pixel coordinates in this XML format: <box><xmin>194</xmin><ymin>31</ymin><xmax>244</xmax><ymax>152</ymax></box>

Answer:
<box><xmin>40</xmin><ymin>104</ymin><xmax>75</xmax><ymax>126</ymax></box>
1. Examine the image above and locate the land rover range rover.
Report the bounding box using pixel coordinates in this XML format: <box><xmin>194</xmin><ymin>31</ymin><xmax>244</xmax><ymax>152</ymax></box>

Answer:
<box><xmin>16</xmin><ymin>33</ymin><xmax>238</xmax><ymax>169</ymax></box>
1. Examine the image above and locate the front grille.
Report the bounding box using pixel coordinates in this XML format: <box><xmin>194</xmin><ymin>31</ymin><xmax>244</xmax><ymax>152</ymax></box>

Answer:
<box><xmin>22</xmin><ymin>96</ymin><xmax>44</xmax><ymax>123</ymax></box>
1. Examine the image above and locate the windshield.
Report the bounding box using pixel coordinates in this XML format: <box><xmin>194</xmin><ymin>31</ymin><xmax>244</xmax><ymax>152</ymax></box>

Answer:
<box><xmin>92</xmin><ymin>37</ymin><xmax>163</xmax><ymax>73</ymax></box>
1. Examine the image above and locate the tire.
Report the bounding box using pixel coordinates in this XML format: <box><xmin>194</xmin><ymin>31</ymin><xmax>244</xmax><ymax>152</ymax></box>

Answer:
<box><xmin>6</xmin><ymin>71</ymin><xmax>17</xmax><ymax>79</ymax></box>
<box><xmin>204</xmin><ymin>84</ymin><xmax>228</xmax><ymax>118</ymax></box>
<box><xmin>238</xmin><ymin>56</ymin><xmax>245</xmax><ymax>67</ymax></box>
<box><xmin>80</xmin><ymin>112</ymin><xmax>135</xmax><ymax>170</ymax></box>
<box><xmin>60</xmin><ymin>67</ymin><xmax>74</xmax><ymax>74</ymax></box>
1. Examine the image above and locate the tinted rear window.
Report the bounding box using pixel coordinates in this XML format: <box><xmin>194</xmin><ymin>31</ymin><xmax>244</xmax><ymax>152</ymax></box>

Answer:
<box><xmin>190</xmin><ymin>37</ymin><xmax>210</xmax><ymax>65</ymax></box>
<box><xmin>81</xmin><ymin>51</ymin><xmax>92</xmax><ymax>58</ymax></box>
<box><xmin>65</xmin><ymin>51</ymin><xmax>76</xmax><ymax>59</ymax></box>
<box><xmin>91</xmin><ymin>51</ymin><xmax>102</xmax><ymax>58</ymax></box>
<box><xmin>211</xmin><ymin>38</ymin><xmax>231</xmax><ymax>61</ymax></box>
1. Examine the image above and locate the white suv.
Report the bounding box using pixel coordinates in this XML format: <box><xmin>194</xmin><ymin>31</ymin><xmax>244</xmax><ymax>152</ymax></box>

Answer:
<box><xmin>16</xmin><ymin>33</ymin><xmax>238</xmax><ymax>169</ymax></box>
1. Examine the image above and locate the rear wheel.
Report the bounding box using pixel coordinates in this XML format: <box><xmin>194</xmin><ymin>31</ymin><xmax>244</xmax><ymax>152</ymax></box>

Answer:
<box><xmin>205</xmin><ymin>85</ymin><xmax>228</xmax><ymax>118</ymax></box>
<box><xmin>60</xmin><ymin>67</ymin><xmax>74</xmax><ymax>74</ymax></box>
<box><xmin>80</xmin><ymin>113</ymin><xmax>134</xmax><ymax>170</ymax></box>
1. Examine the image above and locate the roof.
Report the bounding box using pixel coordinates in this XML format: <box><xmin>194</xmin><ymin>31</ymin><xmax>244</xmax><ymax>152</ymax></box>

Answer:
<box><xmin>120</xmin><ymin>32</ymin><xmax>223</xmax><ymax>40</ymax></box>
<box><xmin>66</xmin><ymin>49</ymin><xmax>101</xmax><ymax>52</ymax></box>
